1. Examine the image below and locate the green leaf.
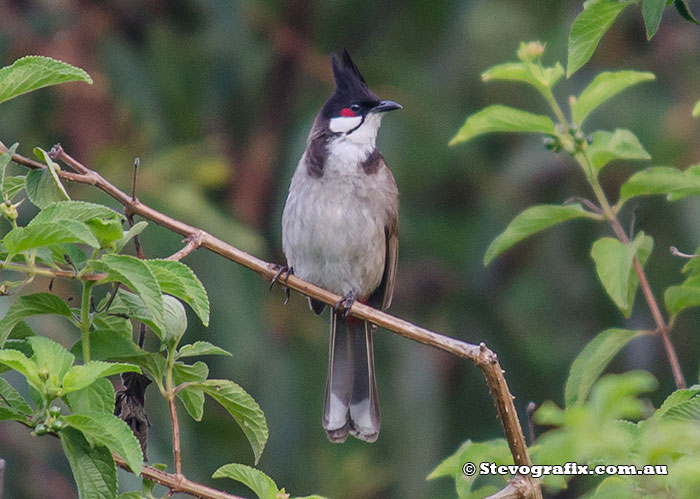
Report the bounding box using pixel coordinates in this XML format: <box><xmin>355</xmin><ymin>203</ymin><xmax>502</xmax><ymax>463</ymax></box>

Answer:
<box><xmin>620</xmin><ymin>166</ymin><xmax>700</xmax><ymax>203</ymax></box>
<box><xmin>565</xmin><ymin>328</ymin><xmax>647</xmax><ymax>407</ymax></box>
<box><xmin>118</xmin><ymin>353</ymin><xmax>166</xmax><ymax>383</ymax></box>
<box><xmin>0</xmin><ymin>56</ymin><xmax>92</xmax><ymax>105</ymax></box>
<box><xmin>8</xmin><ymin>321</ymin><xmax>35</xmax><ymax>340</ymax></box>
<box><xmin>173</xmin><ymin>361</ymin><xmax>208</xmax><ymax>421</ymax></box>
<box><xmin>652</xmin><ymin>387</ymin><xmax>700</xmax><ymax>421</ymax></box>
<box><xmin>664</xmin><ymin>280</ymin><xmax>700</xmax><ymax>316</ymax></box>
<box><xmin>572</xmin><ymin>71</ymin><xmax>655</xmax><ymax>124</ymax></box>
<box><xmin>643</xmin><ymin>0</ymin><xmax>667</xmax><ymax>39</ymax></box>
<box><xmin>3</xmin><ymin>176</ymin><xmax>26</xmax><ymax>202</ymax></box>
<box><xmin>426</xmin><ymin>440</ymin><xmax>471</xmax><ymax>480</ymax></box>
<box><xmin>61</xmin><ymin>361</ymin><xmax>140</xmax><ymax>395</ymax></box>
<box><xmin>586</xmin><ymin>129</ymin><xmax>651</xmax><ymax>175</ymax></box>
<box><xmin>177</xmin><ymin>341</ymin><xmax>231</xmax><ymax>359</ymax></box>
<box><xmin>674</xmin><ymin>0</ymin><xmax>699</xmax><ymax>24</ymax></box>
<box><xmin>26</xmin><ymin>148</ymin><xmax>70</xmax><ymax>208</ymax></box>
<box><xmin>92</xmin><ymin>254</ymin><xmax>164</xmax><ymax>326</ymax></box>
<box><xmin>71</xmin><ymin>329</ymin><xmax>141</xmax><ymax>363</ymax></box>
<box><xmin>693</xmin><ymin>99</ymin><xmax>700</xmax><ymax>118</ymax></box>
<box><xmin>160</xmin><ymin>295</ymin><xmax>188</xmax><ymax>345</ymax></box>
<box><xmin>193</xmin><ymin>380</ymin><xmax>268</xmax><ymax>464</ymax></box>
<box><xmin>31</xmin><ymin>200</ymin><xmax>124</xmax><ymax>225</ymax></box>
<box><xmin>0</xmin><ymin>292</ymin><xmax>72</xmax><ymax>347</ymax></box>
<box><xmin>0</xmin><ymin>349</ymin><xmax>42</xmax><ymax>391</ymax></box>
<box><xmin>29</xmin><ymin>335</ymin><xmax>75</xmax><ymax>393</ymax></box>
<box><xmin>0</xmin><ymin>142</ymin><xmax>19</xmax><ymax>198</ymax></box>
<box><xmin>590</xmin><ymin>232</ymin><xmax>653</xmax><ymax>317</ymax></box>
<box><xmin>60</xmin><ymin>427</ymin><xmax>117</xmax><ymax>499</ymax></box>
<box><xmin>484</xmin><ymin>204</ymin><xmax>595</xmax><ymax>265</ymax></box>
<box><xmin>568</xmin><ymin>1</ymin><xmax>634</xmax><ymax>77</ymax></box>
<box><xmin>143</xmin><ymin>259</ymin><xmax>210</xmax><ymax>326</ymax></box>
<box><xmin>64</xmin><ymin>377</ymin><xmax>116</xmax><ymax>414</ymax></box>
<box><xmin>213</xmin><ymin>463</ymin><xmax>279</xmax><ymax>499</ymax></box>
<box><xmin>3</xmin><ymin>220</ymin><xmax>100</xmax><ymax>254</ymax></box>
<box><xmin>63</xmin><ymin>411</ymin><xmax>143</xmax><ymax>474</ymax></box>
<box><xmin>0</xmin><ymin>377</ymin><xmax>32</xmax><ymax>421</ymax></box>
<box><xmin>659</xmin><ymin>396</ymin><xmax>700</xmax><ymax>422</ymax></box>
<box><xmin>481</xmin><ymin>61</ymin><xmax>565</xmax><ymax>93</ymax></box>
<box><xmin>449</xmin><ymin>105</ymin><xmax>555</xmax><ymax>146</ymax></box>
<box><xmin>114</xmin><ymin>221</ymin><xmax>148</xmax><ymax>253</ymax></box>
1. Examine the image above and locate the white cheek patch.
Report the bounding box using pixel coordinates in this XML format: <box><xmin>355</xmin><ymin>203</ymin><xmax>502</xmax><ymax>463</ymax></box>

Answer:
<box><xmin>329</xmin><ymin>115</ymin><xmax>362</xmax><ymax>133</ymax></box>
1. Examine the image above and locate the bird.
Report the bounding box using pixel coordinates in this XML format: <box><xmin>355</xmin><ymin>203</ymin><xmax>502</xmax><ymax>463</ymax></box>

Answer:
<box><xmin>281</xmin><ymin>49</ymin><xmax>401</xmax><ymax>443</ymax></box>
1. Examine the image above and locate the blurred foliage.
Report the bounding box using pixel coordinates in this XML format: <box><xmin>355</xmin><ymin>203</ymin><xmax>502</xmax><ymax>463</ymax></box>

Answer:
<box><xmin>1</xmin><ymin>0</ymin><xmax>700</xmax><ymax>498</ymax></box>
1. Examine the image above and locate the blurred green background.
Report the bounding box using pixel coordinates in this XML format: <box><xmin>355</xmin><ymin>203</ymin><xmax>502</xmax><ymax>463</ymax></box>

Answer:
<box><xmin>1</xmin><ymin>1</ymin><xmax>700</xmax><ymax>498</ymax></box>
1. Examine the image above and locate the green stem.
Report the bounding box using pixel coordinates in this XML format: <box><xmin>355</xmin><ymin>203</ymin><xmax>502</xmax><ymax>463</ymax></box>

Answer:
<box><xmin>542</xmin><ymin>88</ymin><xmax>569</xmax><ymax>129</ymax></box>
<box><xmin>80</xmin><ymin>281</ymin><xmax>95</xmax><ymax>363</ymax></box>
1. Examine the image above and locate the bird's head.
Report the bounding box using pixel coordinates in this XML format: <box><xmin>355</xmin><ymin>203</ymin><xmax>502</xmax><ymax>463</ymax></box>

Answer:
<box><xmin>321</xmin><ymin>50</ymin><xmax>401</xmax><ymax>139</ymax></box>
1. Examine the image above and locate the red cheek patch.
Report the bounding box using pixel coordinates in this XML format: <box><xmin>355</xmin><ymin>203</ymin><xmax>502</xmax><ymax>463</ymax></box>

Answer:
<box><xmin>340</xmin><ymin>108</ymin><xmax>356</xmax><ymax>117</ymax></box>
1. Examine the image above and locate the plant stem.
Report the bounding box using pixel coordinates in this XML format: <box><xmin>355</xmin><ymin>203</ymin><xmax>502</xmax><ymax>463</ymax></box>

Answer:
<box><xmin>165</xmin><ymin>348</ymin><xmax>182</xmax><ymax>476</ymax></box>
<box><xmin>80</xmin><ymin>281</ymin><xmax>95</xmax><ymax>363</ymax></box>
<box><xmin>575</xmin><ymin>153</ymin><xmax>686</xmax><ymax>389</ymax></box>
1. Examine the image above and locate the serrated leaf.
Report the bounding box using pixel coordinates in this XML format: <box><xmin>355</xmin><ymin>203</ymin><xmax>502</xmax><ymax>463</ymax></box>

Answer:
<box><xmin>3</xmin><ymin>176</ymin><xmax>26</xmax><ymax>201</ymax></box>
<box><xmin>177</xmin><ymin>341</ymin><xmax>231</xmax><ymax>359</ymax></box>
<box><xmin>60</xmin><ymin>427</ymin><xmax>117</xmax><ymax>499</ymax></box>
<box><xmin>3</xmin><ymin>220</ymin><xmax>100</xmax><ymax>254</ymax></box>
<box><xmin>144</xmin><ymin>259</ymin><xmax>209</xmax><ymax>326</ymax></box>
<box><xmin>0</xmin><ymin>143</ymin><xmax>19</xmax><ymax>199</ymax></box>
<box><xmin>674</xmin><ymin>0</ymin><xmax>699</xmax><ymax>24</ymax></box>
<box><xmin>0</xmin><ymin>292</ymin><xmax>72</xmax><ymax>347</ymax></box>
<box><xmin>193</xmin><ymin>380</ymin><xmax>268</xmax><ymax>464</ymax></box>
<box><xmin>0</xmin><ymin>56</ymin><xmax>92</xmax><ymax>105</ymax></box>
<box><xmin>568</xmin><ymin>1</ymin><xmax>633</xmax><ymax>77</ymax></box>
<box><xmin>573</xmin><ymin>71</ymin><xmax>655</xmax><ymax>124</ymax></box>
<box><xmin>63</xmin><ymin>411</ymin><xmax>143</xmax><ymax>474</ymax></box>
<box><xmin>92</xmin><ymin>254</ymin><xmax>164</xmax><ymax>326</ymax></box>
<box><xmin>213</xmin><ymin>463</ymin><xmax>279</xmax><ymax>499</ymax></box>
<box><xmin>659</xmin><ymin>396</ymin><xmax>700</xmax><ymax>422</ymax></box>
<box><xmin>565</xmin><ymin>328</ymin><xmax>647</xmax><ymax>407</ymax></box>
<box><xmin>620</xmin><ymin>166</ymin><xmax>700</xmax><ymax>203</ymax></box>
<box><xmin>31</xmin><ymin>201</ymin><xmax>123</xmax><ymax>225</ymax></box>
<box><xmin>0</xmin><ymin>349</ymin><xmax>42</xmax><ymax>393</ymax></box>
<box><xmin>484</xmin><ymin>204</ymin><xmax>595</xmax><ymax>265</ymax></box>
<box><xmin>652</xmin><ymin>387</ymin><xmax>700</xmax><ymax>420</ymax></box>
<box><xmin>449</xmin><ymin>105</ymin><xmax>556</xmax><ymax>145</ymax></box>
<box><xmin>8</xmin><ymin>321</ymin><xmax>35</xmax><ymax>340</ymax></box>
<box><xmin>71</xmin><ymin>329</ymin><xmax>141</xmax><ymax>363</ymax></box>
<box><xmin>160</xmin><ymin>295</ymin><xmax>187</xmax><ymax>345</ymax></box>
<box><xmin>586</xmin><ymin>129</ymin><xmax>651</xmax><ymax>175</ymax></box>
<box><xmin>0</xmin><ymin>376</ymin><xmax>32</xmax><ymax>420</ymax></box>
<box><xmin>173</xmin><ymin>361</ymin><xmax>208</xmax><ymax>421</ymax></box>
<box><xmin>26</xmin><ymin>148</ymin><xmax>70</xmax><ymax>208</ymax></box>
<box><xmin>64</xmin><ymin>377</ymin><xmax>116</xmax><ymax>414</ymax></box>
<box><xmin>643</xmin><ymin>0</ymin><xmax>667</xmax><ymax>39</ymax></box>
<box><xmin>590</xmin><ymin>232</ymin><xmax>653</xmax><ymax>317</ymax></box>
<box><xmin>29</xmin><ymin>335</ymin><xmax>75</xmax><ymax>393</ymax></box>
<box><xmin>61</xmin><ymin>361</ymin><xmax>140</xmax><ymax>395</ymax></box>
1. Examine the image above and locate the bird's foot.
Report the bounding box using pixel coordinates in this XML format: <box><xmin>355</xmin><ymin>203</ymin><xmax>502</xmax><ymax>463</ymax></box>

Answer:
<box><xmin>269</xmin><ymin>264</ymin><xmax>293</xmax><ymax>305</ymax></box>
<box><xmin>335</xmin><ymin>290</ymin><xmax>358</xmax><ymax>319</ymax></box>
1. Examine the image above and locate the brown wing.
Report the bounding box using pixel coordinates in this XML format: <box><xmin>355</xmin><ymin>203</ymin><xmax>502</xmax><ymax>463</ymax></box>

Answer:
<box><xmin>368</xmin><ymin>215</ymin><xmax>398</xmax><ymax>311</ymax></box>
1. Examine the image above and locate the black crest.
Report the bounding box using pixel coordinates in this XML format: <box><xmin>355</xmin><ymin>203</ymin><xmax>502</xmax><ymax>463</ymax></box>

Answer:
<box><xmin>322</xmin><ymin>49</ymin><xmax>379</xmax><ymax>118</ymax></box>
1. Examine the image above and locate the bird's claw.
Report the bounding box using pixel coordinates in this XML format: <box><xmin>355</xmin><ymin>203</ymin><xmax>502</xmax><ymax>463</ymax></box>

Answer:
<box><xmin>270</xmin><ymin>264</ymin><xmax>293</xmax><ymax>305</ymax></box>
<box><xmin>335</xmin><ymin>290</ymin><xmax>358</xmax><ymax>319</ymax></box>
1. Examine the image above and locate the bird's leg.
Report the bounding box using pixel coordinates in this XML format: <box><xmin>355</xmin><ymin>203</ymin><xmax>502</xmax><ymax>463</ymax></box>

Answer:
<box><xmin>269</xmin><ymin>264</ymin><xmax>294</xmax><ymax>305</ymax></box>
<box><xmin>335</xmin><ymin>289</ymin><xmax>358</xmax><ymax>319</ymax></box>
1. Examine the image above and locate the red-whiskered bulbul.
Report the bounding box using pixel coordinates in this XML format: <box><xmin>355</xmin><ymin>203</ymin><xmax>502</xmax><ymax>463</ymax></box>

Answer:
<box><xmin>281</xmin><ymin>50</ymin><xmax>401</xmax><ymax>443</ymax></box>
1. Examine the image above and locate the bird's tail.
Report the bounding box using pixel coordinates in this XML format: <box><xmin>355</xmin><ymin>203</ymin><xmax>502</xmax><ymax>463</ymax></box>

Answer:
<box><xmin>322</xmin><ymin>311</ymin><xmax>380</xmax><ymax>442</ymax></box>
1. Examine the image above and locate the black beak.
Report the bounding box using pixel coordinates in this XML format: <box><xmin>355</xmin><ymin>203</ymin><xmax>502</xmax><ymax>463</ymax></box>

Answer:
<box><xmin>372</xmin><ymin>100</ymin><xmax>402</xmax><ymax>113</ymax></box>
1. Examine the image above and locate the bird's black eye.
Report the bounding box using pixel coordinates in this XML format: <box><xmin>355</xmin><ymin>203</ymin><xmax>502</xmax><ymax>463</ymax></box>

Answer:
<box><xmin>350</xmin><ymin>104</ymin><xmax>361</xmax><ymax>112</ymax></box>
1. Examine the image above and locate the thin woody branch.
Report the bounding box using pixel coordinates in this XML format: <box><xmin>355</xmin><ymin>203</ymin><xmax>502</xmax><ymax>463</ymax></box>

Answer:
<box><xmin>4</xmin><ymin>143</ymin><xmax>541</xmax><ymax>499</ymax></box>
<box><xmin>113</xmin><ymin>456</ymin><xmax>250</xmax><ymax>499</ymax></box>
